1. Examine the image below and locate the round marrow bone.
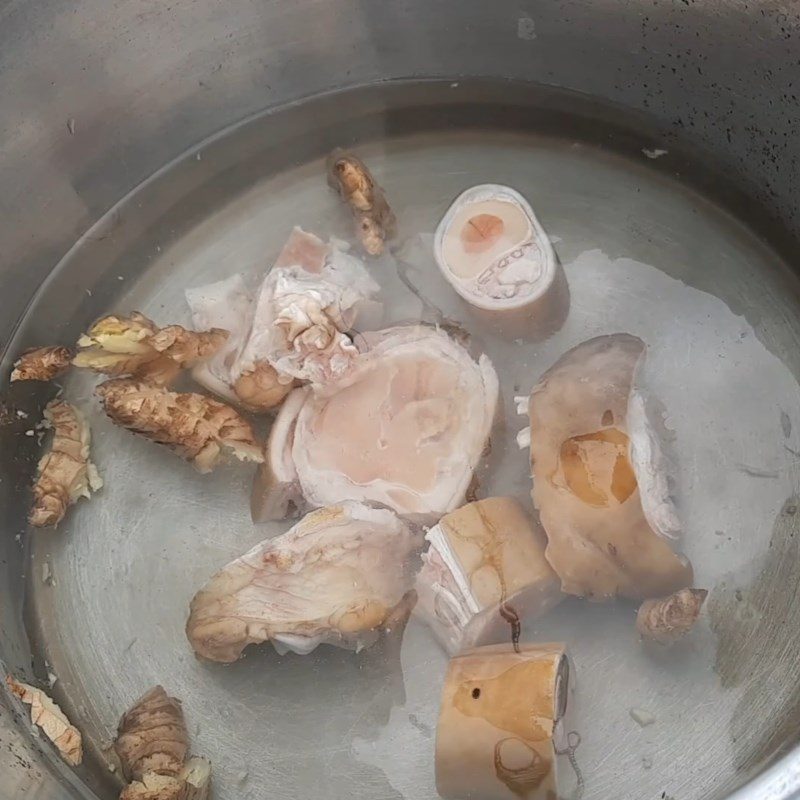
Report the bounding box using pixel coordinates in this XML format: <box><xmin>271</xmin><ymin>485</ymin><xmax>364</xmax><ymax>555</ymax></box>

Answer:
<box><xmin>436</xmin><ymin>643</ymin><xmax>571</xmax><ymax>800</ymax></box>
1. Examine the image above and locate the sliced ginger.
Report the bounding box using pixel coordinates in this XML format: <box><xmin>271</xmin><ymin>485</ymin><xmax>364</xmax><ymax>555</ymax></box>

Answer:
<box><xmin>11</xmin><ymin>346</ymin><xmax>73</xmax><ymax>382</ymax></box>
<box><xmin>115</xmin><ymin>686</ymin><xmax>211</xmax><ymax>800</ymax></box>
<box><xmin>74</xmin><ymin>312</ymin><xmax>227</xmax><ymax>385</ymax></box>
<box><xmin>29</xmin><ymin>400</ymin><xmax>102</xmax><ymax>528</ymax></box>
<box><xmin>637</xmin><ymin>587</ymin><xmax>708</xmax><ymax>644</ymax></box>
<box><xmin>6</xmin><ymin>676</ymin><xmax>82</xmax><ymax>765</ymax></box>
<box><xmin>96</xmin><ymin>378</ymin><xmax>263</xmax><ymax>473</ymax></box>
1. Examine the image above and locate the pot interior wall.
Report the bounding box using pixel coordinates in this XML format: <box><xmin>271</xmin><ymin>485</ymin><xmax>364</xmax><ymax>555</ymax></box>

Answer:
<box><xmin>2</xmin><ymin>4</ymin><xmax>800</xmax><ymax>800</ymax></box>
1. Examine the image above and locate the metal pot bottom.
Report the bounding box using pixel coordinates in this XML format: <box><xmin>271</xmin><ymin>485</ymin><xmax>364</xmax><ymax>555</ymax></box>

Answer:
<box><xmin>5</xmin><ymin>81</ymin><xmax>800</xmax><ymax>800</ymax></box>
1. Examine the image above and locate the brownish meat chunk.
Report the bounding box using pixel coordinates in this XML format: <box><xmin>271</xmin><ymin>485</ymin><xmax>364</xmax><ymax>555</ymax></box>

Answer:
<box><xmin>435</xmin><ymin>644</ymin><xmax>570</xmax><ymax>800</ymax></box>
<box><xmin>527</xmin><ymin>334</ymin><xmax>692</xmax><ymax>601</ymax></box>
<box><xmin>187</xmin><ymin>503</ymin><xmax>419</xmax><ymax>662</ymax></box>
<box><xmin>415</xmin><ymin>496</ymin><xmax>562</xmax><ymax>654</ymax></box>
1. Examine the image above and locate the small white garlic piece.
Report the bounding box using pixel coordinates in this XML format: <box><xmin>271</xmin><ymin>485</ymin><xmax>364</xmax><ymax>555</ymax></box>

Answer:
<box><xmin>434</xmin><ymin>185</ymin><xmax>556</xmax><ymax>313</ymax></box>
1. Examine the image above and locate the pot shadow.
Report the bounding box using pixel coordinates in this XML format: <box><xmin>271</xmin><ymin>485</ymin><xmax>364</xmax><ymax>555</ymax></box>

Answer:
<box><xmin>709</xmin><ymin>495</ymin><xmax>800</xmax><ymax>776</ymax></box>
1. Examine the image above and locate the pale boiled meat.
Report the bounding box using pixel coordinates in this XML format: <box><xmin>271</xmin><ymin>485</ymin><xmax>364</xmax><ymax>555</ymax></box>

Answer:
<box><xmin>186</xmin><ymin>502</ymin><xmax>420</xmax><ymax>662</ymax></box>
<box><xmin>251</xmin><ymin>325</ymin><xmax>499</xmax><ymax>522</ymax></box>
<box><xmin>525</xmin><ymin>333</ymin><xmax>692</xmax><ymax>601</ymax></box>
<box><xmin>185</xmin><ymin>227</ymin><xmax>379</xmax><ymax>408</ymax></box>
<box><xmin>185</xmin><ymin>273</ymin><xmax>254</xmax><ymax>405</ymax></box>
<box><xmin>237</xmin><ymin>236</ymin><xmax>379</xmax><ymax>384</ymax></box>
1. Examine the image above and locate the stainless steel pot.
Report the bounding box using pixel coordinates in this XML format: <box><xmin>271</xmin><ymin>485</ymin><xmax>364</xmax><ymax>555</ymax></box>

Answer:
<box><xmin>2</xmin><ymin>2</ymin><xmax>800</xmax><ymax>798</ymax></box>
